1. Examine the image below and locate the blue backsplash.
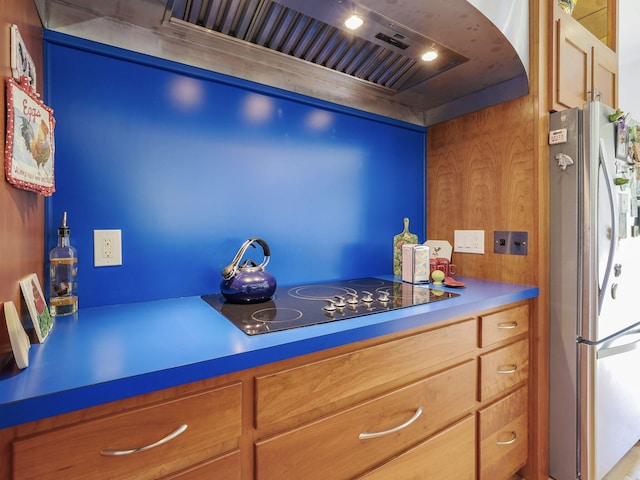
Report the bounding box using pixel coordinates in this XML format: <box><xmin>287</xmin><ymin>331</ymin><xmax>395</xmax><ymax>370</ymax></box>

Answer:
<box><xmin>43</xmin><ymin>31</ymin><xmax>426</xmax><ymax>308</ymax></box>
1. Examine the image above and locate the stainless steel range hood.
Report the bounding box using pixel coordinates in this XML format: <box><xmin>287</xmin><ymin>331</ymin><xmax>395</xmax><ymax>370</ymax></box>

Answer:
<box><xmin>35</xmin><ymin>0</ymin><xmax>529</xmax><ymax>125</ymax></box>
<box><xmin>165</xmin><ymin>0</ymin><xmax>470</xmax><ymax>94</ymax></box>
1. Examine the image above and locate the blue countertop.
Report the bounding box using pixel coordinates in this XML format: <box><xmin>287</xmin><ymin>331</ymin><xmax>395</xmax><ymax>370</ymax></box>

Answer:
<box><xmin>0</xmin><ymin>276</ymin><xmax>538</xmax><ymax>429</ymax></box>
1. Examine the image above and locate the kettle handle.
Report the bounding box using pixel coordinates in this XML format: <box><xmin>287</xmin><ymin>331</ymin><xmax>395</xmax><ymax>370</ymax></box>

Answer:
<box><xmin>221</xmin><ymin>238</ymin><xmax>271</xmax><ymax>280</ymax></box>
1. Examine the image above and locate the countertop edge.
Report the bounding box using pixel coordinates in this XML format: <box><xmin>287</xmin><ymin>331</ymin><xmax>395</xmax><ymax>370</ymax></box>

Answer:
<box><xmin>0</xmin><ymin>280</ymin><xmax>538</xmax><ymax>429</ymax></box>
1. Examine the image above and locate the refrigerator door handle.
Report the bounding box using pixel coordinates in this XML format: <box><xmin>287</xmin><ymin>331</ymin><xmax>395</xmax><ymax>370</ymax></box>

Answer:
<box><xmin>597</xmin><ymin>139</ymin><xmax>618</xmax><ymax>315</ymax></box>
<box><xmin>597</xmin><ymin>328</ymin><xmax>640</xmax><ymax>359</ymax></box>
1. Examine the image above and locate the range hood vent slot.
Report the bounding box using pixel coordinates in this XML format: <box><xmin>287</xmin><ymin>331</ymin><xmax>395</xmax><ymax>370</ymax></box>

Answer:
<box><xmin>166</xmin><ymin>0</ymin><xmax>468</xmax><ymax>93</ymax></box>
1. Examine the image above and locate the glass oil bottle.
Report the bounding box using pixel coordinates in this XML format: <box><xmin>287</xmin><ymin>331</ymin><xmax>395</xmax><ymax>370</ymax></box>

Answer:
<box><xmin>49</xmin><ymin>212</ymin><xmax>78</xmax><ymax>315</ymax></box>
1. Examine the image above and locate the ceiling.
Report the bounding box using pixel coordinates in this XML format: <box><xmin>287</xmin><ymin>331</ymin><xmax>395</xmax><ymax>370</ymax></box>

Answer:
<box><xmin>34</xmin><ymin>0</ymin><xmax>529</xmax><ymax>125</ymax></box>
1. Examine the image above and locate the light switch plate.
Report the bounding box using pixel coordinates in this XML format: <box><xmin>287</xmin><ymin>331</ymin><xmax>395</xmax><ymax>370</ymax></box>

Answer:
<box><xmin>494</xmin><ymin>231</ymin><xmax>528</xmax><ymax>255</ymax></box>
<box><xmin>453</xmin><ymin>230</ymin><xmax>485</xmax><ymax>254</ymax></box>
<box><xmin>94</xmin><ymin>229</ymin><xmax>122</xmax><ymax>266</ymax></box>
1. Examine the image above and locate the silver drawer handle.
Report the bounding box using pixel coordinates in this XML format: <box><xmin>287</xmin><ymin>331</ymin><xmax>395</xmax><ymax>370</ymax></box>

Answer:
<box><xmin>497</xmin><ymin>321</ymin><xmax>518</xmax><ymax>329</ymax></box>
<box><xmin>497</xmin><ymin>364</ymin><xmax>518</xmax><ymax>374</ymax></box>
<box><xmin>100</xmin><ymin>424</ymin><xmax>188</xmax><ymax>456</ymax></box>
<box><xmin>359</xmin><ymin>407</ymin><xmax>423</xmax><ymax>440</ymax></box>
<box><xmin>496</xmin><ymin>431</ymin><xmax>517</xmax><ymax>445</ymax></box>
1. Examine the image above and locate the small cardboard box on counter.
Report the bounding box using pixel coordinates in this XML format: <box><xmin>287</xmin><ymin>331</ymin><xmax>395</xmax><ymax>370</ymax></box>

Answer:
<box><xmin>402</xmin><ymin>244</ymin><xmax>430</xmax><ymax>284</ymax></box>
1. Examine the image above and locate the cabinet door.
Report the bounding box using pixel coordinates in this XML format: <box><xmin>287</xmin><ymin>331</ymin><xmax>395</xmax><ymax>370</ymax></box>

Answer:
<box><xmin>256</xmin><ymin>319</ymin><xmax>476</xmax><ymax>430</ymax></box>
<box><xmin>479</xmin><ymin>304</ymin><xmax>529</xmax><ymax>348</ymax></box>
<box><xmin>479</xmin><ymin>338</ymin><xmax>528</xmax><ymax>402</ymax></box>
<box><xmin>556</xmin><ymin>14</ymin><xmax>593</xmax><ymax>109</ymax></box>
<box><xmin>356</xmin><ymin>415</ymin><xmax>476</xmax><ymax>480</ymax></box>
<box><xmin>479</xmin><ymin>386</ymin><xmax>528</xmax><ymax>480</ymax></box>
<box><xmin>12</xmin><ymin>383</ymin><xmax>242</xmax><ymax>480</ymax></box>
<box><xmin>159</xmin><ymin>450</ymin><xmax>241</xmax><ymax>480</ymax></box>
<box><xmin>256</xmin><ymin>360</ymin><xmax>476</xmax><ymax>480</ymax></box>
<box><xmin>552</xmin><ymin>4</ymin><xmax>619</xmax><ymax>111</ymax></box>
<box><xmin>593</xmin><ymin>41</ymin><xmax>618</xmax><ymax>108</ymax></box>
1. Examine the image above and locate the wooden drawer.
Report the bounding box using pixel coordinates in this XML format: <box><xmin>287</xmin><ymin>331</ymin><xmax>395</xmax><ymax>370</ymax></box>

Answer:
<box><xmin>12</xmin><ymin>382</ymin><xmax>242</xmax><ymax>480</ymax></box>
<box><xmin>479</xmin><ymin>386</ymin><xmax>528</xmax><ymax>480</ymax></box>
<box><xmin>256</xmin><ymin>319</ymin><xmax>476</xmax><ymax>429</ymax></box>
<box><xmin>479</xmin><ymin>303</ymin><xmax>529</xmax><ymax>347</ymax></box>
<box><xmin>256</xmin><ymin>360</ymin><xmax>476</xmax><ymax>480</ymax></box>
<box><xmin>160</xmin><ymin>450</ymin><xmax>241</xmax><ymax>479</ymax></box>
<box><xmin>479</xmin><ymin>338</ymin><xmax>528</xmax><ymax>401</ymax></box>
<box><xmin>356</xmin><ymin>415</ymin><xmax>476</xmax><ymax>480</ymax></box>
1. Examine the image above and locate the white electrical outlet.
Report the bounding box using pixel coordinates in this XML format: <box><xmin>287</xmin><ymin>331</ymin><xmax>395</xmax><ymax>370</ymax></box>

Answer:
<box><xmin>94</xmin><ymin>229</ymin><xmax>122</xmax><ymax>266</ymax></box>
<box><xmin>453</xmin><ymin>230</ymin><xmax>485</xmax><ymax>254</ymax></box>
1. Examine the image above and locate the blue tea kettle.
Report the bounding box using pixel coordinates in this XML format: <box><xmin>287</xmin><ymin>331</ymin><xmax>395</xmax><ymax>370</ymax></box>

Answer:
<box><xmin>220</xmin><ymin>238</ymin><xmax>277</xmax><ymax>304</ymax></box>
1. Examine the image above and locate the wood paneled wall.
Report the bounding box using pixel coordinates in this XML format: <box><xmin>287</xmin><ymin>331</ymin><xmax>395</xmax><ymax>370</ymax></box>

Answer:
<box><xmin>0</xmin><ymin>3</ymin><xmax>45</xmax><ymax>339</ymax></box>
<box><xmin>427</xmin><ymin>94</ymin><xmax>547</xmax><ymax>480</ymax></box>
<box><xmin>1</xmin><ymin>5</ymin><xmax>44</xmax><ymax>475</ymax></box>
<box><xmin>427</xmin><ymin>2</ymin><xmax>550</xmax><ymax>478</ymax></box>
<box><xmin>426</xmin><ymin>88</ymin><xmax>549</xmax><ymax>480</ymax></box>
<box><xmin>427</xmin><ymin>94</ymin><xmax>536</xmax><ymax>285</ymax></box>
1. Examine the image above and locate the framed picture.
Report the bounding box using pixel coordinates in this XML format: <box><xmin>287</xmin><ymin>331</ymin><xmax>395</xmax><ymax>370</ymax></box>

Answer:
<box><xmin>5</xmin><ymin>76</ymin><xmax>55</xmax><ymax>195</ymax></box>
<box><xmin>615</xmin><ymin>123</ymin><xmax>628</xmax><ymax>160</ymax></box>
<box><xmin>10</xmin><ymin>25</ymin><xmax>37</xmax><ymax>89</ymax></box>
<box><xmin>19</xmin><ymin>274</ymin><xmax>53</xmax><ymax>343</ymax></box>
<box><xmin>3</xmin><ymin>301</ymin><xmax>30</xmax><ymax>369</ymax></box>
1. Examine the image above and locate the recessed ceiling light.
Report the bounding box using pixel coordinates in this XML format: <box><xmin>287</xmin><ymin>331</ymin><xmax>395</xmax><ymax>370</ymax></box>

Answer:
<box><xmin>421</xmin><ymin>50</ymin><xmax>438</xmax><ymax>61</ymax></box>
<box><xmin>345</xmin><ymin>15</ymin><xmax>364</xmax><ymax>30</ymax></box>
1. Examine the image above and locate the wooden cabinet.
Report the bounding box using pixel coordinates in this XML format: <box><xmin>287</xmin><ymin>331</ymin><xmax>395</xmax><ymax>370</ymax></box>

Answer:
<box><xmin>255</xmin><ymin>319</ymin><xmax>476</xmax><ymax>431</ymax></box>
<box><xmin>1</xmin><ymin>300</ymin><xmax>532</xmax><ymax>480</ymax></box>
<box><xmin>357</xmin><ymin>415</ymin><xmax>476</xmax><ymax>480</ymax></box>
<box><xmin>256</xmin><ymin>360</ymin><xmax>476</xmax><ymax>480</ymax></box>
<box><xmin>477</xmin><ymin>304</ymin><xmax>529</xmax><ymax>479</ymax></box>
<box><xmin>254</xmin><ymin>318</ymin><xmax>477</xmax><ymax>479</ymax></box>
<box><xmin>479</xmin><ymin>338</ymin><xmax>529</xmax><ymax>402</ymax></box>
<box><xmin>478</xmin><ymin>304</ymin><xmax>529</xmax><ymax>403</ymax></box>
<box><xmin>159</xmin><ymin>451</ymin><xmax>242</xmax><ymax>480</ymax></box>
<box><xmin>11</xmin><ymin>382</ymin><xmax>242</xmax><ymax>480</ymax></box>
<box><xmin>550</xmin><ymin>2</ymin><xmax>618</xmax><ymax>111</ymax></box>
<box><xmin>255</xmin><ymin>301</ymin><xmax>531</xmax><ymax>480</ymax></box>
<box><xmin>479</xmin><ymin>303</ymin><xmax>529</xmax><ymax>347</ymax></box>
<box><xmin>479</xmin><ymin>387</ymin><xmax>528</xmax><ymax>480</ymax></box>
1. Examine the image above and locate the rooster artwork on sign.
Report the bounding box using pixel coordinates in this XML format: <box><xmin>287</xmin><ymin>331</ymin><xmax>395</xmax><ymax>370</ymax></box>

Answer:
<box><xmin>20</xmin><ymin>117</ymin><xmax>51</xmax><ymax>172</ymax></box>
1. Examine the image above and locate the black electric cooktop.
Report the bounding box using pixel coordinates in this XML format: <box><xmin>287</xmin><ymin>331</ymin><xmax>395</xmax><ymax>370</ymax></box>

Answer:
<box><xmin>202</xmin><ymin>277</ymin><xmax>460</xmax><ymax>335</ymax></box>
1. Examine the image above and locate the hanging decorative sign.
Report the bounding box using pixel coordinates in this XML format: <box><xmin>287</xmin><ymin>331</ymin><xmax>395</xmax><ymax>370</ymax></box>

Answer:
<box><xmin>4</xmin><ymin>76</ymin><xmax>55</xmax><ymax>195</ymax></box>
<box><xmin>10</xmin><ymin>25</ymin><xmax>37</xmax><ymax>89</ymax></box>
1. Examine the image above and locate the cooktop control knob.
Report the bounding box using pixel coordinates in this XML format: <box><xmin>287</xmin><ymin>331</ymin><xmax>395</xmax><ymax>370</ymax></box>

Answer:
<box><xmin>334</xmin><ymin>295</ymin><xmax>346</xmax><ymax>308</ymax></box>
<box><xmin>362</xmin><ymin>291</ymin><xmax>374</xmax><ymax>303</ymax></box>
<box><xmin>378</xmin><ymin>290</ymin><xmax>390</xmax><ymax>302</ymax></box>
<box><xmin>323</xmin><ymin>299</ymin><xmax>336</xmax><ymax>311</ymax></box>
<box><xmin>346</xmin><ymin>292</ymin><xmax>359</xmax><ymax>304</ymax></box>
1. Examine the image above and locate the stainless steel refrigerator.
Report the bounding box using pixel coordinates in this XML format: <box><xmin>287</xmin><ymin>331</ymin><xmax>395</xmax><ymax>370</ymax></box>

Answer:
<box><xmin>549</xmin><ymin>101</ymin><xmax>640</xmax><ymax>480</ymax></box>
